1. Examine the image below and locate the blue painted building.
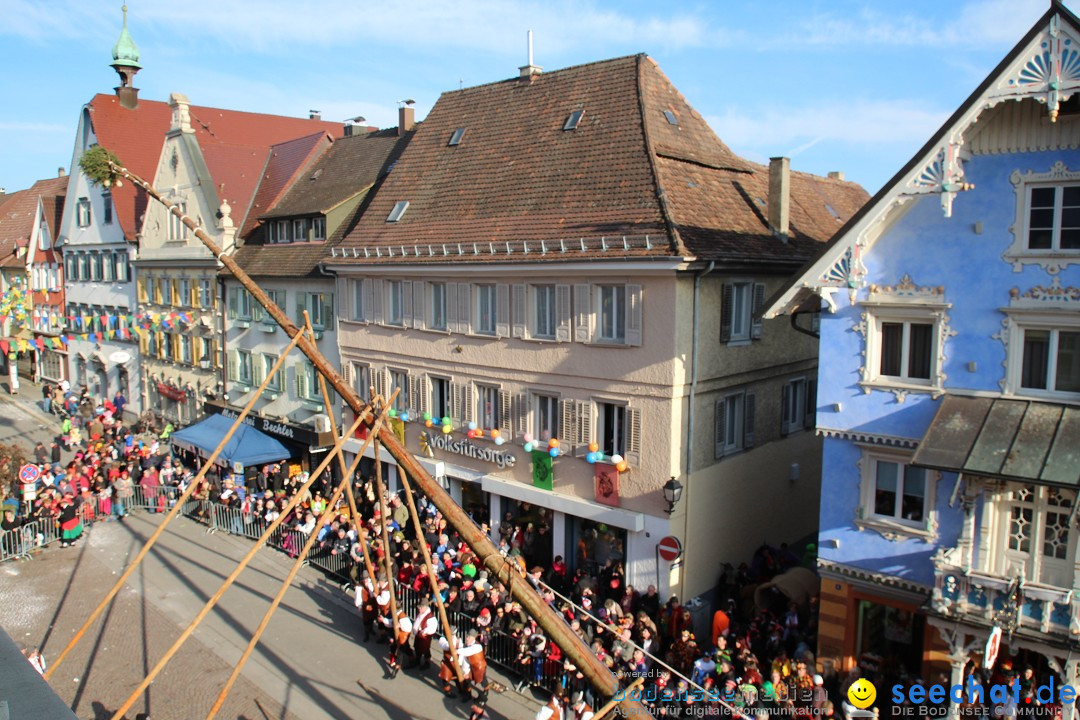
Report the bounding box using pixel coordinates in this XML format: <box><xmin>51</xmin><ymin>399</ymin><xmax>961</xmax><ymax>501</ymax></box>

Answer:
<box><xmin>767</xmin><ymin>1</ymin><xmax>1080</xmax><ymax>702</ymax></box>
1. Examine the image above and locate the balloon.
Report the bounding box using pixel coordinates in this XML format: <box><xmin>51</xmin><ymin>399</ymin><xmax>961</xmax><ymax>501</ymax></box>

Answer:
<box><xmin>611</xmin><ymin>454</ymin><xmax>623</xmax><ymax>465</ymax></box>
<box><xmin>586</xmin><ymin>452</ymin><xmax>597</xmax><ymax>464</ymax></box>
<box><xmin>494</xmin><ymin>436</ymin><xmax>505</xmax><ymax>446</ymax></box>
<box><xmin>442</xmin><ymin>416</ymin><xmax>451</xmax><ymax>426</ymax></box>
<box><xmin>442</xmin><ymin>425</ymin><xmax>452</xmax><ymax>434</ymax></box>
<box><xmin>400</xmin><ymin>411</ymin><xmax>409</xmax><ymax>422</ymax></box>
<box><xmin>491</xmin><ymin>429</ymin><xmax>501</xmax><ymax>439</ymax></box>
<box><xmin>595</xmin><ymin>452</ymin><xmax>605</xmax><ymax>462</ymax></box>
<box><xmin>523</xmin><ymin>433</ymin><xmax>533</xmax><ymax>444</ymax></box>
<box><xmin>549</xmin><ymin>447</ymin><xmax>559</xmax><ymax>458</ymax></box>
<box><xmin>616</xmin><ymin>460</ymin><xmax>628</xmax><ymax>472</ymax></box>
<box><xmin>468</xmin><ymin>421</ymin><xmax>477</xmax><ymax>431</ymax></box>
<box><xmin>425</xmin><ymin>419</ymin><xmax>433</xmax><ymax>428</ymax></box>
<box><xmin>548</xmin><ymin>438</ymin><xmax>559</xmax><ymax>449</ymax></box>
<box><xmin>524</xmin><ymin>442</ymin><xmax>534</xmax><ymax>453</ymax></box>
<box><xmin>475</xmin><ymin>429</ymin><xmax>484</xmax><ymax>438</ymax></box>
<box><xmin>388</xmin><ymin>408</ymin><xmax>397</xmax><ymax>418</ymax></box>
<box><xmin>423</xmin><ymin>412</ymin><xmax>432</xmax><ymax>421</ymax></box>
<box><xmin>588</xmin><ymin>441</ymin><xmax>599</xmax><ymax>453</ymax></box>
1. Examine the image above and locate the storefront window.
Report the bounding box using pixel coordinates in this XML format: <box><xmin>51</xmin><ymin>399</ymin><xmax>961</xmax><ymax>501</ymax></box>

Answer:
<box><xmin>499</xmin><ymin>498</ymin><xmax>556</xmax><ymax>570</ymax></box>
<box><xmin>458</xmin><ymin>479</ymin><xmax>490</xmax><ymax>527</ymax></box>
<box><xmin>854</xmin><ymin>600</ymin><xmax>923</xmax><ymax>681</ymax></box>
<box><xmin>567</xmin><ymin>516</ymin><xmax>626</xmax><ymax>577</ymax></box>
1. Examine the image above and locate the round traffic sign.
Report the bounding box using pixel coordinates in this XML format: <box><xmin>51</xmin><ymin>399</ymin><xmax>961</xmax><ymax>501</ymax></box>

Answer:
<box><xmin>19</xmin><ymin>464</ymin><xmax>40</xmax><ymax>483</ymax></box>
<box><xmin>658</xmin><ymin>535</ymin><xmax>682</xmax><ymax>562</ymax></box>
<box><xmin>984</xmin><ymin>626</ymin><xmax>1002</xmax><ymax>670</ymax></box>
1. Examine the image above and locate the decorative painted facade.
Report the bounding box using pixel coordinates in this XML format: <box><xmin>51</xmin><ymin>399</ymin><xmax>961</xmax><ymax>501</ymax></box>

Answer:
<box><xmin>766</xmin><ymin>2</ymin><xmax>1080</xmax><ymax>707</ymax></box>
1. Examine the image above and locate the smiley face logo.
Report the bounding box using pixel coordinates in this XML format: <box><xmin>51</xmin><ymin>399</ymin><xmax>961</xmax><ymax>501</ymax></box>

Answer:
<box><xmin>848</xmin><ymin>678</ymin><xmax>877</xmax><ymax>709</ymax></box>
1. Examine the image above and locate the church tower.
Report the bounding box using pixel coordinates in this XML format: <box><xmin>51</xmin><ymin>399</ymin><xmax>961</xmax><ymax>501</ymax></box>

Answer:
<box><xmin>110</xmin><ymin>4</ymin><xmax>143</xmax><ymax>109</ymax></box>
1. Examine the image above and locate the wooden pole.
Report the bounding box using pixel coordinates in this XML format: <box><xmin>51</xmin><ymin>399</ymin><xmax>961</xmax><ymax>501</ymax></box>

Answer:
<box><xmin>205</xmin><ymin>445</ymin><xmax>366</xmax><ymax>719</ymax></box>
<box><xmin>102</xmin><ymin>159</ymin><xmax>637</xmax><ymax>711</ymax></box>
<box><xmin>372</xmin><ymin>436</ymin><xmax>401</xmax><ymax>658</ymax></box>
<box><xmin>397</xmin><ymin>464</ymin><xmax>465</xmax><ymax>685</ymax></box>
<box><xmin>46</xmin><ymin>328</ymin><xmax>304</xmax><ymax>679</ymax></box>
<box><xmin>110</xmin><ymin>402</ymin><xmax>393</xmax><ymax>720</ymax></box>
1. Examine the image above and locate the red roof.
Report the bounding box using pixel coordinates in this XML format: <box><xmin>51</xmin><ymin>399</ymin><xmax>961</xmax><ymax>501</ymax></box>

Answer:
<box><xmin>86</xmin><ymin>93</ymin><xmax>344</xmax><ymax>241</ymax></box>
<box><xmin>240</xmin><ymin>131</ymin><xmax>333</xmax><ymax>237</ymax></box>
<box><xmin>0</xmin><ymin>176</ymin><xmax>67</xmax><ymax>268</ymax></box>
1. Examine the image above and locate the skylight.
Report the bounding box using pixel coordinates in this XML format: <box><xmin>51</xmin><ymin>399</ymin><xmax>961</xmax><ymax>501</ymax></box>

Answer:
<box><xmin>448</xmin><ymin>128</ymin><xmax>466</xmax><ymax>146</ymax></box>
<box><xmin>563</xmin><ymin>110</ymin><xmax>584</xmax><ymax>131</ymax></box>
<box><xmin>386</xmin><ymin>201</ymin><xmax>410</xmax><ymax>223</ymax></box>
<box><xmin>825</xmin><ymin>203</ymin><xmax>841</xmax><ymax>221</ymax></box>
<box><xmin>664</xmin><ymin>110</ymin><xmax>679</xmax><ymax>126</ymax></box>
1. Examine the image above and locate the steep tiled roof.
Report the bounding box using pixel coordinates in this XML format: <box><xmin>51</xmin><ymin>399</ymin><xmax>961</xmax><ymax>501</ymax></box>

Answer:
<box><xmin>86</xmin><ymin>93</ymin><xmax>345</xmax><ymax>241</ymax></box>
<box><xmin>231</xmin><ymin>129</ymin><xmax>411</xmax><ymax>278</ymax></box>
<box><xmin>0</xmin><ymin>176</ymin><xmax>68</xmax><ymax>268</ymax></box>
<box><xmin>334</xmin><ymin>55</ymin><xmax>867</xmax><ymax>266</ymax></box>
<box><xmin>241</xmin><ymin>132</ymin><xmax>333</xmax><ymax>237</ymax></box>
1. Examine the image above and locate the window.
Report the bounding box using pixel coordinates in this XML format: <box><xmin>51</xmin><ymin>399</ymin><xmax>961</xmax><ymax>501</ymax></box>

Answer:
<box><xmin>721</xmin><ymin>281</ymin><xmax>765</xmax><ymax>343</ymax></box>
<box><xmin>228</xmin><ymin>287</ymin><xmax>253</xmax><ymax>320</ymax></box>
<box><xmin>263</xmin><ymin>354</ymin><xmax>280</xmax><ymax>391</ymax></box>
<box><xmin>880</xmin><ymin>320</ymin><xmax>933</xmax><ymax>381</ymax></box>
<box><xmin>997</xmin><ymin>484</ymin><xmax>1075</xmax><ymax>587</ymax></box>
<box><xmin>861</xmin><ymin>279</ymin><xmax>950</xmax><ymax>394</ymax></box>
<box><xmin>857</xmin><ymin>448</ymin><xmax>936</xmax><ymax>539</ymax></box>
<box><xmin>236</xmin><ymin>350</ymin><xmax>253</xmax><ymax>385</ymax></box>
<box><xmin>715</xmin><ymin>391</ymin><xmax>755</xmax><ymax>458</ymax></box>
<box><xmin>296</xmin><ymin>361</ymin><xmax>319</xmax><ymax>400</ymax></box>
<box><xmin>597</xmin><ymin>402</ymin><xmax>627</xmax><ymax>457</ymax></box>
<box><xmin>533</xmin><ymin>285</ymin><xmax>556</xmax><ymax>339</ymax></box>
<box><xmin>781</xmin><ymin>378</ymin><xmax>815</xmax><ymax>435</ymax></box>
<box><xmin>431</xmin><ymin>377</ymin><xmax>451</xmax><ymax>421</ymax></box>
<box><xmin>90</xmin><ymin>253</ymin><xmax>103</xmax><ymax>281</ymax></box>
<box><xmin>114</xmin><ymin>252</ymin><xmax>130</xmax><ymax>282</ymax></box>
<box><xmin>663</xmin><ymin>110</ymin><xmax>679</xmax><ymax>126</ymax></box>
<box><xmin>351</xmin><ymin>362</ymin><xmax>370</xmax><ymax>399</ymax></box>
<box><xmin>563</xmin><ymin>110</ymin><xmax>584</xmax><ymax>130</ymax></box>
<box><xmin>147</xmin><ymin>331</ymin><xmax>158</xmax><ymax>357</ymax></box>
<box><xmin>178</xmin><ymin>278</ymin><xmax>191</xmax><ymax>307</ymax></box>
<box><xmin>198</xmin><ymin>278</ymin><xmax>212</xmax><ymax>308</ymax></box>
<box><xmin>389</xmin><ymin>369</ymin><xmax>407</xmax><ymax>412</ymax></box>
<box><xmin>533</xmin><ymin>393</ymin><xmax>559</xmax><ymax>442</ymax></box>
<box><xmin>1020</xmin><ymin>328</ymin><xmax>1080</xmax><ymax>395</ymax></box>
<box><xmin>387</xmin><ymin>281</ymin><xmax>404</xmax><ymax>326</ymax></box>
<box><xmin>168</xmin><ymin>202</ymin><xmax>188</xmax><ymax>241</ymax></box>
<box><xmin>312</xmin><ymin>217</ymin><xmax>326</xmax><ymax>241</ymax></box>
<box><xmin>597</xmin><ymin>285</ymin><xmax>626</xmax><ymax>343</ymax></box>
<box><xmin>256</xmin><ymin>289</ymin><xmax>284</xmax><ymax>323</ymax></box>
<box><xmin>430</xmin><ymin>282</ymin><xmax>447</xmax><ymax>330</ymax></box>
<box><xmin>1026</xmin><ymin>185</ymin><xmax>1080</xmax><ymax>251</ymax></box>
<box><xmin>102</xmin><ymin>254</ymin><xmax>115</xmax><ymax>282</ymax></box>
<box><xmin>79</xmin><ymin>253</ymin><xmax>90</xmax><ymax>282</ymax></box>
<box><xmin>387</xmin><ymin>201</ymin><xmax>409</xmax><ymax>223</ymax></box>
<box><xmin>77</xmin><ymin>198</ymin><xmax>91</xmax><ymax>227</ymax></box>
<box><xmin>476</xmin><ymin>284</ymin><xmax>496</xmax><ymax>336</ymax></box>
<box><xmin>102</xmin><ymin>193</ymin><xmax>113</xmax><ymax>225</ymax></box>
<box><xmin>478</xmin><ymin>385</ymin><xmax>500</xmax><ymax>430</ymax></box>
<box><xmin>65</xmin><ymin>254</ymin><xmax>76</xmax><ymax>281</ymax></box>
<box><xmin>448</xmin><ymin>128</ymin><xmax>466</xmax><ymax>146</ymax></box>
<box><xmin>293</xmin><ymin>219</ymin><xmax>307</xmax><ymax>242</ymax></box>
<box><xmin>179</xmin><ymin>335</ymin><xmax>193</xmax><ymax>364</ymax></box>
<box><xmin>200</xmin><ymin>337</ymin><xmax>213</xmax><ymax>366</ymax></box>
<box><xmin>348</xmin><ymin>279</ymin><xmax>364</xmax><ymax>321</ymax></box>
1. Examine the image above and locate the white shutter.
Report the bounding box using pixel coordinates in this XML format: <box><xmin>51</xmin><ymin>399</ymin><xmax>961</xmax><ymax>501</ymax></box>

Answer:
<box><xmin>577</xmin><ymin>401</ymin><xmax>593</xmax><ymax>452</ymax></box>
<box><xmin>253</xmin><ymin>353</ymin><xmax>266</xmax><ymax>387</ymax></box>
<box><xmin>448</xmin><ymin>380</ymin><xmax>460</xmax><ymax>424</ymax></box>
<box><xmin>626</xmin><ymin>284</ymin><xmax>642</xmax><ymax>346</ymax></box>
<box><xmin>402</xmin><ymin>280</ymin><xmax>414</xmax><ymax>327</ymax></box>
<box><xmin>625</xmin><ymin>406</ymin><xmax>641</xmax><ymax>466</ymax></box>
<box><xmin>446</xmin><ymin>282</ymin><xmax>459</xmax><ymax>333</ymax></box>
<box><xmin>511</xmin><ymin>284</ymin><xmax>526</xmax><ymax>338</ymax></box>
<box><xmin>371</xmin><ymin>279</ymin><xmax>384</xmax><ymax>324</ymax></box>
<box><xmin>751</xmin><ymin>282</ymin><xmax>766</xmax><ymax>340</ymax></box>
<box><xmin>462</xmin><ymin>381</ymin><xmax>475</xmax><ymax>425</ymax></box>
<box><xmin>516</xmin><ymin>392</ymin><xmax>529</xmax><ymax>435</ymax></box>
<box><xmin>413</xmin><ymin>281</ymin><xmax>426</xmax><ymax>330</ymax></box>
<box><xmin>457</xmin><ymin>283</ymin><xmax>472</xmax><ymax>335</ymax></box>
<box><xmin>363</xmin><ymin>278</ymin><xmax>374</xmax><ymax>322</ymax></box>
<box><xmin>421</xmin><ymin>375</ymin><xmax>432</xmax><ymax>417</ymax></box>
<box><xmin>227</xmin><ymin>349</ymin><xmax>238</xmax><ymax>382</ymax></box>
<box><xmin>408</xmin><ymin>373</ymin><xmax>420</xmax><ymax>415</ymax></box>
<box><xmin>496</xmin><ymin>284</ymin><xmax>510</xmax><ymax>337</ymax></box>
<box><xmin>574</xmin><ymin>284</ymin><xmax>591</xmax><ymax>342</ymax></box>
<box><xmin>556</xmin><ymin>284</ymin><xmax>572</xmax><ymax>342</ymax></box>
<box><xmin>560</xmin><ymin>398</ymin><xmax>576</xmax><ymax>449</ymax></box>
<box><xmin>499</xmin><ymin>389</ymin><xmax>513</xmax><ymax>436</ymax></box>
<box><xmin>296</xmin><ymin>364</ymin><xmax>308</xmax><ymax>399</ymax></box>
<box><xmin>372</xmin><ymin>367</ymin><xmax>386</xmax><ymax>399</ymax></box>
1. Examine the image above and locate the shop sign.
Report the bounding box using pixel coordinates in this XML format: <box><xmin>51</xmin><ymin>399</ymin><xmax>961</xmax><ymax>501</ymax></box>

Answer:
<box><xmin>423</xmin><ymin>431</ymin><xmax>516</xmax><ymax>469</ymax></box>
<box><xmin>204</xmin><ymin>400</ymin><xmax>323</xmax><ymax>446</ymax></box>
<box><xmin>157</xmin><ymin>382</ymin><xmax>187</xmax><ymax>402</ymax></box>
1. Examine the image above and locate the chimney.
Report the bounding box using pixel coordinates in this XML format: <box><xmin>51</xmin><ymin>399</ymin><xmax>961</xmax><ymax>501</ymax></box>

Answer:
<box><xmin>58</xmin><ymin>167</ymin><xmax>67</xmax><ymax>178</ymax></box>
<box><xmin>519</xmin><ymin>30</ymin><xmax>543</xmax><ymax>80</ymax></box>
<box><xmin>309</xmin><ymin>110</ymin><xmax>321</xmax><ymax>120</ymax></box>
<box><xmin>827</xmin><ymin>171</ymin><xmax>845</xmax><ymax>181</ymax></box>
<box><xmin>768</xmin><ymin>157</ymin><xmax>791</xmax><ymax>238</ymax></box>
<box><xmin>398</xmin><ymin>104</ymin><xmax>415</xmax><ymax>136</ymax></box>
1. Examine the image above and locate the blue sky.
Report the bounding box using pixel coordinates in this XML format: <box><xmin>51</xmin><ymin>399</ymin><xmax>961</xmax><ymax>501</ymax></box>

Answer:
<box><xmin>0</xmin><ymin>0</ymin><xmax>1064</xmax><ymax>196</ymax></box>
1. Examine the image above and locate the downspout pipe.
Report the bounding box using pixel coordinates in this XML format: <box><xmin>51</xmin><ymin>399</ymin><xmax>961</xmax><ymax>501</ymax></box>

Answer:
<box><xmin>681</xmin><ymin>261</ymin><xmax>714</xmax><ymax>599</ymax></box>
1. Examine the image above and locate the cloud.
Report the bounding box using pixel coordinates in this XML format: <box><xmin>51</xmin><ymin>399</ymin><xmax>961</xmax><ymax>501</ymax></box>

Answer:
<box><xmin>2</xmin><ymin>0</ymin><xmax>709</xmax><ymax>55</ymax></box>
<box><xmin>706</xmin><ymin>98</ymin><xmax>947</xmax><ymax>155</ymax></box>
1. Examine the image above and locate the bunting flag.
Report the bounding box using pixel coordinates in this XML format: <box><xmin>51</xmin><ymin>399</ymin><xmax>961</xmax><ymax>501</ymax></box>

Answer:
<box><xmin>34</xmin><ymin>338</ymin><xmax>44</xmax><ymax>350</ymax></box>
<box><xmin>76</xmin><ymin>316</ymin><xmax>84</xmax><ymax>330</ymax></box>
<box><xmin>0</xmin><ymin>341</ymin><xmax>8</xmax><ymax>355</ymax></box>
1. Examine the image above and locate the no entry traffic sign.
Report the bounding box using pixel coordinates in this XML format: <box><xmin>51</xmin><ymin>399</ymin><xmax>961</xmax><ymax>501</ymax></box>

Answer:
<box><xmin>19</xmin><ymin>464</ymin><xmax>40</xmax><ymax>483</ymax></box>
<box><xmin>657</xmin><ymin>535</ymin><xmax>683</xmax><ymax>562</ymax></box>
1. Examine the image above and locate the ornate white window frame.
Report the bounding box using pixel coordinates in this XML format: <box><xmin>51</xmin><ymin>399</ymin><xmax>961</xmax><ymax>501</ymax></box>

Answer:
<box><xmin>1005</xmin><ymin>161</ymin><xmax>1080</xmax><ymax>274</ymax></box>
<box><xmin>854</xmin><ymin>443</ymin><xmax>939</xmax><ymax>543</ymax></box>
<box><xmin>995</xmin><ymin>278</ymin><xmax>1080</xmax><ymax>400</ymax></box>
<box><xmin>855</xmin><ymin>274</ymin><xmax>954</xmax><ymax>402</ymax></box>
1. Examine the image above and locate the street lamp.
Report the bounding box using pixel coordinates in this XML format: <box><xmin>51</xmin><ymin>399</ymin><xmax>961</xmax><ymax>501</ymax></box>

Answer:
<box><xmin>663</xmin><ymin>476</ymin><xmax>683</xmax><ymax>514</ymax></box>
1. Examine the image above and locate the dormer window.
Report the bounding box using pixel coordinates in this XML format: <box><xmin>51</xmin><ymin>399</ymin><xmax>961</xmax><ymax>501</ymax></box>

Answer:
<box><xmin>563</xmin><ymin>110</ymin><xmax>584</xmax><ymax>131</ymax></box>
<box><xmin>387</xmin><ymin>201</ymin><xmax>409</xmax><ymax>223</ymax></box>
<box><xmin>448</xmin><ymin>128</ymin><xmax>466</xmax><ymax>146</ymax></box>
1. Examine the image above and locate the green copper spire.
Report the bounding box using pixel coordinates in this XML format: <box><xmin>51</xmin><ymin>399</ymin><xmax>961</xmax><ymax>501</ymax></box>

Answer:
<box><xmin>111</xmin><ymin>4</ymin><xmax>142</xmax><ymax>70</ymax></box>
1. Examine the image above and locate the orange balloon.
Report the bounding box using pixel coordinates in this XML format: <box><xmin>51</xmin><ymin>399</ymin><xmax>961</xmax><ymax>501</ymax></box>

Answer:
<box><xmin>475</xmin><ymin>429</ymin><xmax>484</xmax><ymax>438</ymax></box>
<box><xmin>588</xmin><ymin>442</ymin><xmax>599</xmax><ymax>453</ymax></box>
<box><xmin>491</xmin><ymin>429</ymin><xmax>501</xmax><ymax>439</ymax></box>
<box><xmin>616</xmin><ymin>461</ymin><xmax>628</xmax><ymax>472</ymax></box>
<box><xmin>548</xmin><ymin>438</ymin><xmax>559</xmax><ymax>449</ymax></box>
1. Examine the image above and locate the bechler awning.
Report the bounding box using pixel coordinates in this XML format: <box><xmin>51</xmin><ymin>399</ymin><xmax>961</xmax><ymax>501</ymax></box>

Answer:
<box><xmin>912</xmin><ymin>396</ymin><xmax>1080</xmax><ymax>488</ymax></box>
<box><xmin>170</xmin><ymin>413</ymin><xmax>290</xmax><ymax>467</ymax></box>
